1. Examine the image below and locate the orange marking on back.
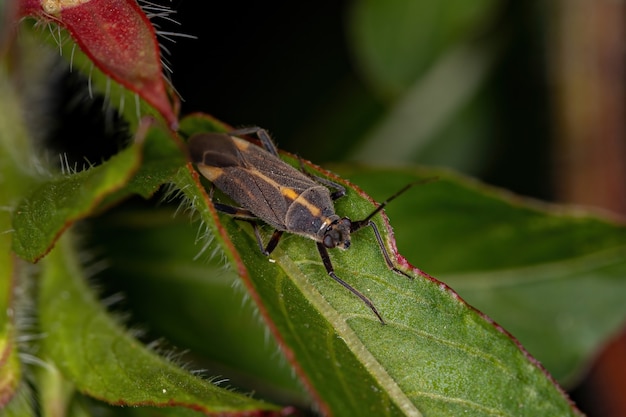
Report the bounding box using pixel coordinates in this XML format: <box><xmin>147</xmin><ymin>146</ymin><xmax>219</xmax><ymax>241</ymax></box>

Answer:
<box><xmin>293</xmin><ymin>194</ymin><xmax>321</xmax><ymax>217</ymax></box>
<box><xmin>198</xmin><ymin>165</ymin><xmax>224</xmax><ymax>182</ymax></box>
<box><xmin>232</xmin><ymin>137</ymin><xmax>251</xmax><ymax>151</ymax></box>
<box><xmin>247</xmin><ymin>168</ymin><xmax>320</xmax><ymax>217</ymax></box>
<box><xmin>281</xmin><ymin>188</ymin><xmax>299</xmax><ymax>200</ymax></box>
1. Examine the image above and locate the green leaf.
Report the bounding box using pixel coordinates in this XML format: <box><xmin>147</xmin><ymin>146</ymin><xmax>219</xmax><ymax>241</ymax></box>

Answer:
<box><xmin>339</xmin><ymin>166</ymin><xmax>626</xmax><ymax>386</ymax></box>
<box><xmin>11</xmin><ymin>120</ymin><xmax>184</xmax><ymax>263</ymax></box>
<box><xmin>11</xmin><ymin>138</ymin><xmax>141</xmax><ymax>262</ymax></box>
<box><xmin>102</xmin><ymin>125</ymin><xmax>187</xmax><ymax>201</ymax></box>
<box><xmin>176</xmin><ymin>114</ymin><xmax>582</xmax><ymax>416</ymax></box>
<box><xmin>0</xmin><ymin>384</ymin><xmax>36</xmax><ymax>417</ymax></box>
<box><xmin>38</xmin><ymin>232</ymin><xmax>282</xmax><ymax>415</ymax></box>
<box><xmin>86</xmin><ymin>208</ymin><xmax>305</xmax><ymax>405</ymax></box>
<box><xmin>0</xmin><ymin>187</ymin><xmax>20</xmax><ymax>410</ymax></box>
<box><xmin>0</xmin><ymin>66</ymin><xmax>37</xmax><ymax>411</ymax></box>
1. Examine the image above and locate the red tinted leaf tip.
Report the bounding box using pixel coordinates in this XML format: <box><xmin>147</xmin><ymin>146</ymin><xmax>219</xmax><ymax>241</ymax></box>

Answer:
<box><xmin>19</xmin><ymin>0</ymin><xmax>178</xmax><ymax>129</ymax></box>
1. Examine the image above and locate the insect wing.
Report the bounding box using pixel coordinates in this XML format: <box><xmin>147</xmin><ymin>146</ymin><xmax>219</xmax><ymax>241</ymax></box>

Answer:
<box><xmin>234</xmin><ymin>137</ymin><xmax>316</xmax><ymax>194</ymax></box>
<box><xmin>188</xmin><ymin>132</ymin><xmax>241</xmax><ymax>171</ymax></box>
<box><xmin>189</xmin><ymin>133</ymin><xmax>319</xmax><ymax>231</ymax></box>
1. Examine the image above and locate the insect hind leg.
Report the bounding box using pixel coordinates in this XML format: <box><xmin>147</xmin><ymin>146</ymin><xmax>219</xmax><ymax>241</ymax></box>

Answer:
<box><xmin>227</xmin><ymin>127</ymin><xmax>279</xmax><ymax>157</ymax></box>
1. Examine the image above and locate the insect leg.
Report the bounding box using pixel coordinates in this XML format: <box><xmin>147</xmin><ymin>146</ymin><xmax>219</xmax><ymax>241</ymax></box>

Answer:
<box><xmin>241</xmin><ymin>224</ymin><xmax>284</xmax><ymax>256</ymax></box>
<box><xmin>316</xmin><ymin>242</ymin><xmax>385</xmax><ymax>324</ymax></box>
<box><xmin>211</xmin><ymin>202</ymin><xmax>265</xmax><ymax>253</ymax></box>
<box><xmin>357</xmin><ymin>220</ymin><xmax>412</xmax><ymax>280</ymax></box>
<box><xmin>311</xmin><ymin>174</ymin><xmax>346</xmax><ymax>201</ymax></box>
<box><xmin>227</xmin><ymin>127</ymin><xmax>279</xmax><ymax>157</ymax></box>
<box><xmin>347</xmin><ymin>179</ymin><xmax>437</xmax><ymax>279</ymax></box>
<box><xmin>212</xmin><ymin>202</ymin><xmax>285</xmax><ymax>256</ymax></box>
<box><xmin>263</xmin><ymin>230</ymin><xmax>284</xmax><ymax>255</ymax></box>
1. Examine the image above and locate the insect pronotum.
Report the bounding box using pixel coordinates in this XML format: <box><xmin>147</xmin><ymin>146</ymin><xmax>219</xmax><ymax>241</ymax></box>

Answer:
<box><xmin>188</xmin><ymin>127</ymin><xmax>417</xmax><ymax>324</ymax></box>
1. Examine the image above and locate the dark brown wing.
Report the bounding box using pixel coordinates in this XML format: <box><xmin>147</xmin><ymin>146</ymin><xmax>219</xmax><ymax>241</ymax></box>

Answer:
<box><xmin>188</xmin><ymin>133</ymin><xmax>325</xmax><ymax>231</ymax></box>
<box><xmin>234</xmin><ymin>137</ymin><xmax>317</xmax><ymax>194</ymax></box>
<box><xmin>188</xmin><ymin>133</ymin><xmax>241</xmax><ymax>168</ymax></box>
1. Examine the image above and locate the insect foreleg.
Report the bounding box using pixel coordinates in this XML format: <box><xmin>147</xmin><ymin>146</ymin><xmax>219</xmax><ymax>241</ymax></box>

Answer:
<box><xmin>316</xmin><ymin>242</ymin><xmax>385</xmax><ymax>324</ymax></box>
<box><xmin>349</xmin><ymin>219</ymin><xmax>412</xmax><ymax>280</ymax></box>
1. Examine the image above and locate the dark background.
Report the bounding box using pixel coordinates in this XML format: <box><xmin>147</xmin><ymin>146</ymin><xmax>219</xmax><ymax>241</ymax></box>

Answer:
<box><xmin>45</xmin><ymin>1</ymin><xmax>625</xmax><ymax>416</ymax></box>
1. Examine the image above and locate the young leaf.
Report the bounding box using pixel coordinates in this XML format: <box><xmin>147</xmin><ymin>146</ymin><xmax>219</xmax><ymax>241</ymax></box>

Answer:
<box><xmin>11</xmin><ymin>119</ymin><xmax>183</xmax><ymax>263</ymax></box>
<box><xmin>38</xmin><ymin>232</ymin><xmax>285</xmax><ymax>415</ymax></box>
<box><xmin>176</xmin><ymin>114</ymin><xmax>582</xmax><ymax>416</ymax></box>
<box><xmin>17</xmin><ymin>0</ymin><xmax>177</xmax><ymax>128</ymax></box>
<box><xmin>11</xmin><ymin>134</ymin><xmax>141</xmax><ymax>262</ymax></box>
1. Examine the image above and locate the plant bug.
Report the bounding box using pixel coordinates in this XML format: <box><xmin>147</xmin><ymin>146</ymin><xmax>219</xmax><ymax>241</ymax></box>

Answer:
<box><xmin>188</xmin><ymin>127</ymin><xmax>418</xmax><ymax>324</ymax></box>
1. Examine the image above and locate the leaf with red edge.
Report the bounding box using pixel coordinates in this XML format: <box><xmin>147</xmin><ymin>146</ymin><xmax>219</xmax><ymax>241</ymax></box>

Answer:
<box><xmin>18</xmin><ymin>0</ymin><xmax>177</xmax><ymax>128</ymax></box>
<box><xmin>175</xmin><ymin>114</ymin><xmax>584</xmax><ymax>416</ymax></box>
<box><xmin>38</xmin><ymin>233</ymin><xmax>285</xmax><ymax>416</ymax></box>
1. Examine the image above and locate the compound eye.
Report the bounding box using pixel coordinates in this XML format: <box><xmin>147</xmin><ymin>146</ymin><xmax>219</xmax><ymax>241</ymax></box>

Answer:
<box><xmin>323</xmin><ymin>234</ymin><xmax>336</xmax><ymax>248</ymax></box>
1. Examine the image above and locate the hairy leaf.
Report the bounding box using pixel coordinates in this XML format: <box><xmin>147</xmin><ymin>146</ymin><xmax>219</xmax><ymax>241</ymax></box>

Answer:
<box><xmin>38</xmin><ymin>233</ymin><xmax>283</xmax><ymax>415</ymax></box>
<box><xmin>11</xmin><ymin>120</ymin><xmax>183</xmax><ymax>263</ymax></box>
<box><xmin>0</xmin><ymin>67</ymin><xmax>37</xmax><ymax>411</ymax></box>
<box><xmin>176</xmin><ymin>114</ymin><xmax>582</xmax><ymax>416</ymax></box>
<box><xmin>18</xmin><ymin>0</ymin><xmax>177</xmax><ymax>127</ymax></box>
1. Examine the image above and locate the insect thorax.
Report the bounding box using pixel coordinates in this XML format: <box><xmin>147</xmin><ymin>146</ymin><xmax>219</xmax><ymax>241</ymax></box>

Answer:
<box><xmin>283</xmin><ymin>186</ymin><xmax>341</xmax><ymax>241</ymax></box>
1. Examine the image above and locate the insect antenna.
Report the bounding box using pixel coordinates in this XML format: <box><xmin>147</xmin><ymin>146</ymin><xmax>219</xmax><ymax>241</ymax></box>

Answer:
<box><xmin>347</xmin><ymin>177</ymin><xmax>438</xmax><ymax>283</ymax></box>
<box><xmin>350</xmin><ymin>177</ymin><xmax>437</xmax><ymax>232</ymax></box>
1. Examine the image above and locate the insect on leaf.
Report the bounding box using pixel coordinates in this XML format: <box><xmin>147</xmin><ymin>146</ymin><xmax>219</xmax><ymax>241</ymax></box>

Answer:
<box><xmin>177</xmin><ymin>113</ymin><xmax>582</xmax><ymax>417</ymax></box>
